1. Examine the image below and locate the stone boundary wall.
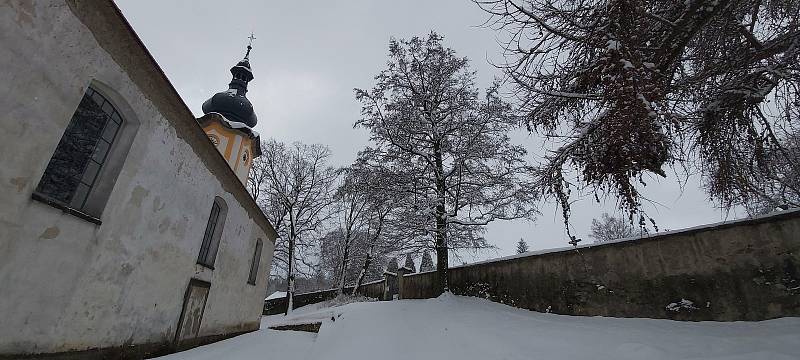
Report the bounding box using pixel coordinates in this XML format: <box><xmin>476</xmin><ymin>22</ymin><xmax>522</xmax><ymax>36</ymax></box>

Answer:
<box><xmin>400</xmin><ymin>210</ymin><xmax>800</xmax><ymax>321</ymax></box>
<box><xmin>359</xmin><ymin>279</ymin><xmax>388</xmax><ymax>299</ymax></box>
<box><xmin>263</xmin><ymin>279</ymin><xmax>386</xmax><ymax>315</ymax></box>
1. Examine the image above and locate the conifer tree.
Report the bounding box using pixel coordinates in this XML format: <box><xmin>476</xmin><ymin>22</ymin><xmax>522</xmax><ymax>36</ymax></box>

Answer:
<box><xmin>515</xmin><ymin>238</ymin><xmax>529</xmax><ymax>254</ymax></box>
<box><xmin>403</xmin><ymin>253</ymin><xmax>417</xmax><ymax>273</ymax></box>
<box><xmin>386</xmin><ymin>257</ymin><xmax>399</xmax><ymax>274</ymax></box>
<box><xmin>420</xmin><ymin>250</ymin><xmax>435</xmax><ymax>273</ymax></box>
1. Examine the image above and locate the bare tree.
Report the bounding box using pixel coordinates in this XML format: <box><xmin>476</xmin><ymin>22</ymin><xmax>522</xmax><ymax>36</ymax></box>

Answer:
<box><xmin>247</xmin><ymin>150</ymin><xmax>270</xmax><ymax>203</ymax></box>
<box><xmin>319</xmin><ymin>228</ymin><xmax>364</xmax><ymax>289</ymax></box>
<box><xmin>742</xmin><ymin>131</ymin><xmax>800</xmax><ymax>215</ymax></box>
<box><xmin>355</xmin><ymin>32</ymin><xmax>539</xmax><ymax>294</ymax></box>
<box><xmin>343</xmin><ymin>155</ymin><xmax>402</xmax><ymax>295</ymax></box>
<box><xmin>330</xmin><ymin>171</ymin><xmax>370</xmax><ymax>295</ymax></box>
<box><xmin>589</xmin><ymin>213</ymin><xmax>637</xmax><ymax>243</ymax></box>
<box><xmin>350</xmin><ymin>201</ymin><xmax>394</xmax><ymax>294</ymax></box>
<box><xmin>476</xmin><ymin>0</ymin><xmax>800</xmax><ymax>242</ymax></box>
<box><xmin>255</xmin><ymin>140</ymin><xmax>338</xmax><ymax>314</ymax></box>
<box><xmin>320</xmin><ymin>224</ymin><xmax>394</xmax><ymax>295</ymax></box>
<box><xmin>315</xmin><ymin>156</ymin><xmax>403</xmax><ymax>295</ymax></box>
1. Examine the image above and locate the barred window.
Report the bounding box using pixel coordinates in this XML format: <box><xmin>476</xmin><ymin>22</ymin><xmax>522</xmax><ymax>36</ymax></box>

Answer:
<box><xmin>247</xmin><ymin>238</ymin><xmax>263</xmax><ymax>285</ymax></box>
<box><xmin>35</xmin><ymin>87</ymin><xmax>123</xmax><ymax>214</ymax></box>
<box><xmin>198</xmin><ymin>197</ymin><xmax>227</xmax><ymax>268</ymax></box>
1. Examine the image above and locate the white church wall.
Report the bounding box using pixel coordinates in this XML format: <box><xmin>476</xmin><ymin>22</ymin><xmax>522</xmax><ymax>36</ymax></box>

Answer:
<box><xmin>0</xmin><ymin>1</ymin><xmax>274</xmax><ymax>356</ymax></box>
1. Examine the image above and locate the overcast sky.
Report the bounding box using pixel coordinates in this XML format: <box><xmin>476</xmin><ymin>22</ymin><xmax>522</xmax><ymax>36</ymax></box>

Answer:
<box><xmin>115</xmin><ymin>0</ymin><xmax>743</xmax><ymax>261</ymax></box>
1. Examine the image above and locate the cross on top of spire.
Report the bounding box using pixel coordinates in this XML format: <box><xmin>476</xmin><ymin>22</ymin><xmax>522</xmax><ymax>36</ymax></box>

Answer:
<box><xmin>245</xmin><ymin>33</ymin><xmax>256</xmax><ymax>59</ymax></box>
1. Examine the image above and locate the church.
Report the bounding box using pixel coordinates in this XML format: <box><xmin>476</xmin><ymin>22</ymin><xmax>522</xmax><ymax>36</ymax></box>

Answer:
<box><xmin>0</xmin><ymin>0</ymin><xmax>277</xmax><ymax>358</ymax></box>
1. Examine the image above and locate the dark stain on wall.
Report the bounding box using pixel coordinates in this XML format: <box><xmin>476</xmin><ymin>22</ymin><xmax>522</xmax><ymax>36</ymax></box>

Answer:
<box><xmin>38</xmin><ymin>226</ymin><xmax>60</xmax><ymax>240</ymax></box>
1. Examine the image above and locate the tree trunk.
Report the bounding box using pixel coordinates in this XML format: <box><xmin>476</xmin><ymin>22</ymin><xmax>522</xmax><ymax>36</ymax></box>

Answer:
<box><xmin>285</xmin><ymin>237</ymin><xmax>295</xmax><ymax>315</ymax></box>
<box><xmin>285</xmin><ymin>210</ymin><xmax>297</xmax><ymax>315</ymax></box>
<box><xmin>352</xmin><ymin>242</ymin><xmax>374</xmax><ymax>295</ymax></box>
<box><xmin>336</xmin><ymin>234</ymin><xmax>351</xmax><ymax>295</ymax></box>
<box><xmin>433</xmin><ymin>143</ymin><xmax>449</xmax><ymax>294</ymax></box>
<box><xmin>353</xmin><ymin>211</ymin><xmax>385</xmax><ymax>296</ymax></box>
<box><xmin>351</xmin><ymin>252</ymin><xmax>371</xmax><ymax>296</ymax></box>
<box><xmin>434</xmin><ymin>212</ymin><xmax>448</xmax><ymax>294</ymax></box>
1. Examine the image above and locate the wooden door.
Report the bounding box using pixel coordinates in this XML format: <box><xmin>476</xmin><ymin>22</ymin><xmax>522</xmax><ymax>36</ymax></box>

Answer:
<box><xmin>174</xmin><ymin>279</ymin><xmax>211</xmax><ymax>347</ymax></box>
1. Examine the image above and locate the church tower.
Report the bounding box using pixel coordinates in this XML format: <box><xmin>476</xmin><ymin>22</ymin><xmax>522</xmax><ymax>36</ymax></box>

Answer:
<box><xmin>198</xmin><ymin>37</ymin><xmax>262</xmax><ymax>184</ymax></box>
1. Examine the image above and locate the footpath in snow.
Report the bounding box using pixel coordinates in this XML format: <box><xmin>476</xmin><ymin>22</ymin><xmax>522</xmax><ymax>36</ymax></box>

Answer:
<box><xmin>155</xmin><ymin>294</ymin><xmax>800</xmax><ymax>360</ymax></box>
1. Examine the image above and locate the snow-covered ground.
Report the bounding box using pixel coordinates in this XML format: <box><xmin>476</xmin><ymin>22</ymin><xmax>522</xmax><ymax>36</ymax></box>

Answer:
<box><xmin>156</xmin><ymin>294</ymin><xmax>800</xmax><ymax>360</ymax></box>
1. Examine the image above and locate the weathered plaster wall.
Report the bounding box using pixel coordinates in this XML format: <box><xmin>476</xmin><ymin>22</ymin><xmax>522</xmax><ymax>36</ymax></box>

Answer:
<box><xmin>401</xmin><ymin>211</ymin><xmax>800</xmax><ymax>321</ymax></box>
<box><xmin>0</xmin><ymin>1</ymin><xmax>275</xmax><ymax>356</ymax></box>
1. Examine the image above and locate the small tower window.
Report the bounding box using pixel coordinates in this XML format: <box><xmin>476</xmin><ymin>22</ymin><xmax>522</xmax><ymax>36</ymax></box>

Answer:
<box><xmin>35</xmin><ymin>87</ymin><xmax>123</xmax><ymax>213</ymax></box>
<box><xmin>197</xmin><ymin>196</ymin><xmax>227</xmax><ymax>268</ymax></box>
<box><xmin>247</xmin><ymin>238</ymin><xmax>263</xmax><ymax>285</ymax></box>
<box><xmin>208</xmin><ymin>134</ymin><xmax>220</xmax><ymax>147</ymax></box>
<box><xmin>242</xmin><ymin>150</ymin><xmax>249</xmax><ymax>164</ymax></box>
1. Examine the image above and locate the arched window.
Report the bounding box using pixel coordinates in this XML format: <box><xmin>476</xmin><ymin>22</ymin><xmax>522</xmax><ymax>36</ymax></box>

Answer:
<box><xmin>35</xmin><ymin>87</ymin><xmax>124</xmax><ymax>218</ymax></box>
<box><xmin>247</xmin><ymin>238</ymin><xmax>263</xmax><ymax>285</ymax></box>
<box><xmin>197</xmin><ymin>196</ymin><xmax>228</xmax><ymax>268</ymax></box>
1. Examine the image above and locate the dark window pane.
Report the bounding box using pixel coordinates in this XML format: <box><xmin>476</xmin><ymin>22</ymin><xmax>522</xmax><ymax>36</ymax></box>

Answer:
<box><xmin>70</xmin><ymin>183</ymin><xmax>91</xmax><ymax>209</ymax></box>
<box><xmin>248</xmin><ymin>239</ymin><xmax>263</xmax><ymax>285</ymax></box>
<box><xmin>101</xmin><ymin>101</ymin><xmax>114</xmax><ymax>116</ymax></box>
<box><xmin>81</xmin><ymin>160</ymin><xmax>101</xmax><ymax>185</ymax></box>
<box><xmin>198</xmin><ymin>199</ymin><xmax>227</xmax><ymax>268</ymax></box>
<box><xmin>92</xmin><ymin>139</ymin><xmax>110</xmax><ymax>163</ymax></box>
<box><xmin>206</xmin><ymin>237</ymin><xmax>219</xmax><ymax>266</ymax></box>
<box><xmin>90</xmin><ymin>91</ymin><xmax>105</xmax><ymax>107</ymax></box>
<box><xmin>198</xmin><ymin>202</ymin><xmax>221</xmax><ymax>266</ymax></box>
<box><xmin>36</xmin><ymin>88</ymin><xmax>122</xmax><ymax>213</ymax></box>
<box><xmin>102</xmin><ymin>120</ymin><xmax>119</xmax><ymax>142</ymax></box>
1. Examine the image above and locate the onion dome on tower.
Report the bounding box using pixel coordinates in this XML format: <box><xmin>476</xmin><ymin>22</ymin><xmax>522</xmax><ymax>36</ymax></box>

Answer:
<box><xmin>201</xmin><ymin>42</ymin><xmax>258</xmax><ymax>127</ymax></box>
<box><xmin>198</xmin><ymin>34</ymin><xmax>262</xmax><ymax>185</ymax></box>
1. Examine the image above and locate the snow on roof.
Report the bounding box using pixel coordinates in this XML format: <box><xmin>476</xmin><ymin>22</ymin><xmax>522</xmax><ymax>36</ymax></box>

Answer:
<box><xmin>205</xmin><ymin>112</ymin><xmax>260</xmax><ymax>139</ymax></box>
<box><xmin>266</xmin><ymin>291</ymin><xmax>287</xmax><ymax>301</ymax></box>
